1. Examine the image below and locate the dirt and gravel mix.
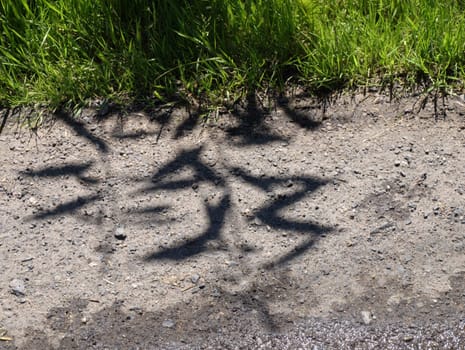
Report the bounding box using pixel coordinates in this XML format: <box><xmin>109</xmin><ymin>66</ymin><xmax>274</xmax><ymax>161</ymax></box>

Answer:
<box><xmin>0</xmin><ymin>93</ymin><xmax>464</xmax><ymax>349</ymax></box>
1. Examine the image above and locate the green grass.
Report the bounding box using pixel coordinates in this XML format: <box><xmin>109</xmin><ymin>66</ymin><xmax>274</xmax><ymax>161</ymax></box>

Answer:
<box><xmin>1</xmin><ymin>0</ymin><xmax>465</xmax><ymax>110</ymax></box>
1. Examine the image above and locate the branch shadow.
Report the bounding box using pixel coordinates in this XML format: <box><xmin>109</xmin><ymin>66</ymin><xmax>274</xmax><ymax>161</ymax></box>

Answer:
<box><xmin>174</xmin><ymin>112</ymin><xmax>198</xmax><ymax>139</ymax></box>
<box><xmin>108</xmin><ymin>111</ymin><xmax>161</xmax><ymax>141</ymax></box>
<box><xmin>126</xmin><ymin>205</ymin><xmax>169</xmax><ymax>215</ymax></box>
<box><xmin>231</xmin><ymin>166</ymin><xmax>332</xmax><ymax>268</ymax></box>
<box><xmin>136</xmin><ymin>146</ymin><xmax>224</xmax><ymax>195</ymax></box>
<box><xmin>277</xmin><ymin>95</ymin><xmax>323</xmax><ymax>130</ymax></box>
<box><xmin>0</xmin><ymin>108</ymin><xmax>9</xmax><ymax>135</ymax></box>
<box><xmin>20</xmin><ymin>162</ymin><xmax>99</xmax><ymax>184</ymax></box>
<box><xmin>145</xmin><ymin>194</ymin><xmax>230</xmax><ymax>260</ymax></box>
<box><xmin>112</xmin><ymin>129</ymin><xmax>159</xmax><ymax>140</ymax></box>
<box><xmin>141</xmin><ymin>146</ymin><xmax>230</xmax><ymax>261</ymax></box>
<box><xmin>55</xmin><ymin>109</ymin><xmax>109</xmax><ymax>153</ymax></box>
<box><xmin>225</xmin><ymin>93</ymin><xmax>286</xmax><ymax>145</ymax></box>
<box><xmin>30</xmin><ymin>194</ymin><xmax>102</xmax><ymax>220</ymax></box>
<box><xmin>262</xmin><ymin>237</ymin><xmax>316</xmax><ymax>270</ymax></box>
<box><xmin>139</xmin><ymin>145</ymin><xmax>334</xmax><ymax>267</ymax></box>
<box><xmin>122</xmin><ymin>205</ymin><xmax>171</xmax><ymax>227</ymax></box>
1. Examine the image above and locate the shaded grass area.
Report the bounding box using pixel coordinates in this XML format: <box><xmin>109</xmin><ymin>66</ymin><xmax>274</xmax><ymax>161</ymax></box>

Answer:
<box><xmin>1</xmin><ymin>0</ymin><xmax>465</xmax><ymax>110</ymax></box>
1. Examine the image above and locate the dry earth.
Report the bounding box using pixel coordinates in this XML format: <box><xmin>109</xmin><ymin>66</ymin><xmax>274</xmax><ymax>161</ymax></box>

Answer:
<box><xmin>0</xmin><ymin>92</ymin><xmax>465</xmax><ymax>349</ymax></box>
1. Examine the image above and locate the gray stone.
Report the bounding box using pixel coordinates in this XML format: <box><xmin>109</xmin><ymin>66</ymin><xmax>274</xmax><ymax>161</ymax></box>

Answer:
<box><xmin>9</xmin><ymin>279</ymin><xmax>26</xmax><ymax>296</ymax></box>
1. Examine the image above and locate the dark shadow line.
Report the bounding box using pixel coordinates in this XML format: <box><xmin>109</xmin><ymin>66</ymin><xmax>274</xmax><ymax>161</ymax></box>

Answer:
<box><xmin>226</xmin><ymin>127</ymin><xmax>285</xmax><ymax>145</ymax></box>
<box><xmin>256</xmin><ymin>185</ymin><xmax>329</xmax><ymax>232</ymax></box>
<box><xmin>257</xmin><ymin>212</ymin><xmax>331</xmax><ymax>233</ymax></box>
<box><xmin>231</xmin><ymin>166</ymin><xmax>332</xmax><ymax>266</ymax></box>
<box><xmin>140</xmin><ymin>178</ymin><xmax>198</xmax><ymax>193</ymax></box>
<box><xmin>236</xmin><ymin>290</ymin><xmax>279</xmax><ymax>332</ymax></box>
<box><xmin>123</xmin><ymin>205</ymin><xmax>171</xmax><ymax>225</ymax></box>
<box><xmin>234</xmin><ymin>167</ymin><xmax>326</xmax><ymax>193</ymax></box>
<box><xmin>21</xmin><ymin>162</ymin><xmax>92</xmax><ymax>177</ymax></box>
<box><xmin>232</xmin><ymin>167</ymin><xmax>329</xmax><ymax>231</ymax></box>
<box><xmin>112</xmin><ymin>130</ymin><xmax>158</xmax><ymax>140</ymax></box>
<box><xmin>277</xmin><ymin>97</ymin><xmax>323</xmax><ymax>130</ymax></box>
<box><xmin>20</xmin><ymin>162</ymin><xmax>99</xmax><ymax>184</ymax></box>
<box><xmin>150</xmin><ymin>105</ymin><xmax>174</xmax><ymax>143</ymax></box>
<box><xmin>0</xmin><ymin>109</ymin><xmax>8</xmax><ymax>135</ymax></box>
<box><xmin>174</xmin><ymin>112</ymin><xmax>197</xmax><ymax>139</ymax></box>
<box><xmin>150</xmin><ymin>146</ymin><xmax>223</xmax><ymax>186</ymax></box>
<box><xmin>262</xmin><ymin>237</ymin><xmax>317</xmax><ymax>269</ymax></box>
<box><xmin>126</xmin><ymin>205</ymin><xmax>169</xmax><ymax>215</ymax></box>
<box><xmin>31</xmin><ymin>194</ymin><xmax>101</xmax><ymax>220</ymax></box>
<box><xmin>55</xmin><ymin>110</ymin><xmax>109</xmax><ymax>153</ymax></box>
<box><xmin>226</xmin><ymin>93</ymin><xmax>286</xmax><ymax>145</ymax></box>
<box><xmin>145</xmin><ymin>194</ymin><xmax>230</xmax><ymax>261</ymax></box>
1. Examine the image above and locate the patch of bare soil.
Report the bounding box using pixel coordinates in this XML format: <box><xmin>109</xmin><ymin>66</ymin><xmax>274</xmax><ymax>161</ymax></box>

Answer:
<box><xmin>1</xmin><ymin>93</ymin><xmax>464</xmax><ymax>349</ymax></box>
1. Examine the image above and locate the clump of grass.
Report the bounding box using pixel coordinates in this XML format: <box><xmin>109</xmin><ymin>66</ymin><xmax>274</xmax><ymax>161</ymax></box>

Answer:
<box><xmin>1</xmin><ymin>0</ymin><xmax>465</xmax><ymax>110</ymax></box>
<box><xmin>298</xmin><ymin>0</ymin><xmax>465</xmax><ymax>93</ymax></box>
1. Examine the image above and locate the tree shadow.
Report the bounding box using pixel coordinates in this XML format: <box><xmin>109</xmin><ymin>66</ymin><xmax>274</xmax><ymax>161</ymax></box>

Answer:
<box><xmin>19</xmin><ymin>110</ymin><xmax>109</xmax><ymax>221</ymax></box>
<box><xmin>12</xmin><ymin>112</ymin><xmax>338</xmax><ymax>339</ymax></box>
<box><xmin>137</xmin><ymin>144</ymin><xmax>333</xmax><ymax>266</ymax></box>
<box><xmin>18</xmin><ymin>107</ymin><xmax>332</xmax><ymax>268</ymax></box>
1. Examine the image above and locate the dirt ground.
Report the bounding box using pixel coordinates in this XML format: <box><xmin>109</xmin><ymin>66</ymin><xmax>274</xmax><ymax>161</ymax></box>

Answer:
<box><xmin>1</xmin><ymin>92</ymin><xmax>464</xmax><ymax>349</ymax></box>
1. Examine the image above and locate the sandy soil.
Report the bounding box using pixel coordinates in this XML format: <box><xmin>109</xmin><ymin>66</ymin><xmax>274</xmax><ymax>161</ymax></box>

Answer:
<box><xmin>1</xmin><ymin>92</ymin><xmax>464</xmax><ymax>349</ymax></box>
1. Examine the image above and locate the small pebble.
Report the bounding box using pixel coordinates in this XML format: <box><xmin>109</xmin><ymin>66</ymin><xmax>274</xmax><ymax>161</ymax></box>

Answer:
<box><xmin>9</xmin><ymin>279</ymin><xmax>26</xmax><ymax>296</ymax></box>
<box><xmin>191</xmin><ymin>274</ymin><xmax>200</xmax><ymax>284</ymax></box>
<box><xmin>403</xmin><ymin>335</ymin><xmax>414</xmax><ymax>342</ymax></box>
<box><xmin>114</xmin><ymin>226</ymin><xmax>127</xmax><ymax>240</ymax></box>
<box><xmin>361</xmin><ymin>311</ymin><xmax>372</xmax><ymax>325</ymax></box>
<box><xmin>211</xmin><ymin>288</ymin><xmax>221</xmax><ymax>297</ymax></box>
<box><xmin>162</xmin><ymin>319</ymin><xmax>175</xmax><ymax>328</ymax></box>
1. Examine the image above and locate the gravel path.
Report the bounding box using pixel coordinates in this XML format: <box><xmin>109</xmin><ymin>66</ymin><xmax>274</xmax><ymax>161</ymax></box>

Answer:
<box><xmin>1</xmin><ymin>93</ymin><xmax>464</xmax><ymax>349</ymax></box>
